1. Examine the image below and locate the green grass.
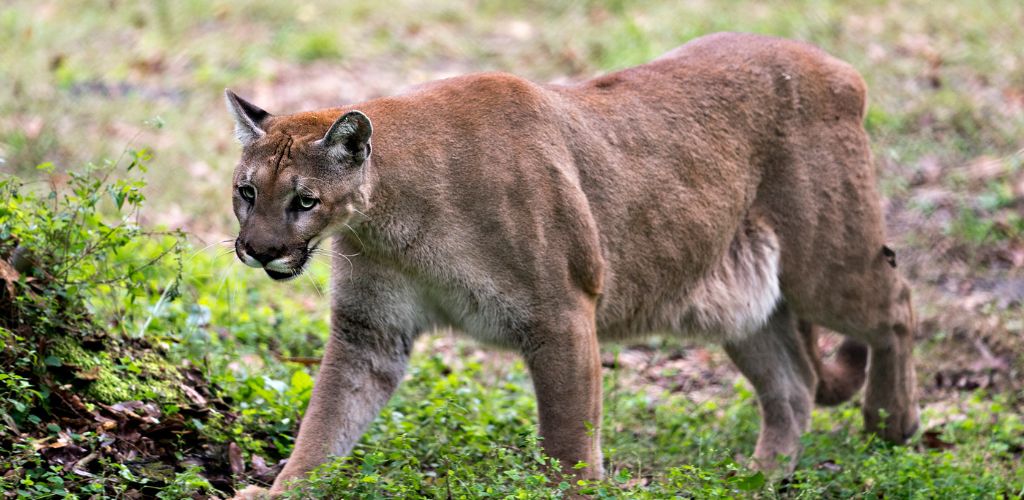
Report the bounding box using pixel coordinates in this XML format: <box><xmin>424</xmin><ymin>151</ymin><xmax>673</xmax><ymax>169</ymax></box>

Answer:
<box><xmin>1</xmin><ymin>157</ymin><xmax>1021</xmax><ymax>496</ymax></box>
<box><xmin>1</xmin><ymin>0</ymin><xmax>1022</xmax><ymax>497</ymax></box>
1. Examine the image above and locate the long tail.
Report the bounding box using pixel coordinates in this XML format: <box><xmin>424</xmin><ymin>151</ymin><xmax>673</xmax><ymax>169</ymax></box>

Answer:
<box><xmin>799</xmin><ymin>321</ymin><xmax>868</xmax><ymax>406</ymax></box>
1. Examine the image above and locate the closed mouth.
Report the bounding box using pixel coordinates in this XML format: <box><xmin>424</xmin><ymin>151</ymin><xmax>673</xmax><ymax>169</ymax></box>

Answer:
<box><xmin>262</xmin><ymin>244</ymin><xmax>317</xmax><ymax>282</ymax></box>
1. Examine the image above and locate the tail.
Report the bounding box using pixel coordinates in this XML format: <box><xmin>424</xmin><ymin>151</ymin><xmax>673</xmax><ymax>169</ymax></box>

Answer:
<box><xmin>799</xmin><ymin>321</ymin><xmax>868</xmax><ymax>406</ymax></box>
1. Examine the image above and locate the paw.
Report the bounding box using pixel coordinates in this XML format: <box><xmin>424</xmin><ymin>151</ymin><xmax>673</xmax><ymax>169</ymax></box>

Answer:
<box><xmin>748</xmin><ymin>436</ymin><xmax>803</xmax><ymax>476</ymax></box>
<box><xmin>231</xmin><ymin>485</ymin><xmax>273</xmax><ymax>499</ymax></box>
<box><xmin>864</xmin><ymin>404</ymin><xmax>920</xmax><ymax>444</ymax></box>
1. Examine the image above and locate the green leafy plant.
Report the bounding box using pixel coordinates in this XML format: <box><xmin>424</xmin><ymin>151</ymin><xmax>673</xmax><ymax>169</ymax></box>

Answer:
<box><xmin>0</xmin><ymin>151</ymin><xmax>183</xmax><ymax>331</ymax></box>
<box><xmin>0</xmin><ymin>153</ymin><xmax>203</xmax><ymax>497</ymax></box>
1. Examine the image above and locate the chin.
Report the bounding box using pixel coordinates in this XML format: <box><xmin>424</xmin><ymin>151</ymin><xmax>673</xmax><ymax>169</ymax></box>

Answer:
<box><xmin>265</xmin><ymin>268</ymin><xmax>304</xmax><ymax>281</ymax></box>
<box><xmin>263</xmin><ymin>254</ymin><xmax>311</xmax><ymax>282</ymax></box>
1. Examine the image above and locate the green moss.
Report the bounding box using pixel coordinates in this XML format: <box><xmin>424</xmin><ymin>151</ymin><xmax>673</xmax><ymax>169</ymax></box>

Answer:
<box><xmin>47</xmin><ymin>337</ymin><xmax>185</xmax><ymax>404</ymax></box>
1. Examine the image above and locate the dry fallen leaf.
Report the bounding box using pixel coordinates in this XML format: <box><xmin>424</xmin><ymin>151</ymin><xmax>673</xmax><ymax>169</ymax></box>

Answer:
<box><xmin>0</xmin><ymin>258</ymin><xmax>18</xmax><ymax>296</ymax></box>
<box><xmin>815</xmin><ymin>460</ymin><xmax>843</xmax><ymax>473</ymax></box>
<box><xmin>74</xmin><ymin>366</ymin><xmax>102</xmax><ymax>381</ymax></box>
<box><xmin>922</xmin><ymin>429</ymin><xmax>956</xmax><ymax>450</ymax></box>
<box><xmin>229</xmin><ymin>442</ymin><xmax>245</xmax><ymax>475</ymax></box>
<box><xmin>180</xmin><ymin>384</ymin><xmax>207</xmax><ymax>406</ymax></box>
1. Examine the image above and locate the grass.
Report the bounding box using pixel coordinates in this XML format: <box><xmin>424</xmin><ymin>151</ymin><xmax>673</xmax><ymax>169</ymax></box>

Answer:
<box><xmin>1</xmin><ymin>0</ymin><xmax>1022</xmax><ymax>497</ymax></box>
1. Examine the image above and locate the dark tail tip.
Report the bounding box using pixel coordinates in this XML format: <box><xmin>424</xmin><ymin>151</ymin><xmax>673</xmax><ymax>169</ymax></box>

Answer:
<box><xmin>799</xmin><ymin>321</ymin><xmax>869</xmax><ymax>407</ymax></box>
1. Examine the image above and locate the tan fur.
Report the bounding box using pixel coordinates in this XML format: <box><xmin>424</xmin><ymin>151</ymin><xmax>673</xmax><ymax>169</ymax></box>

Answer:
<box><xmin>225</xmin><ymin>33</ymin><xmax>918</xmax><ymax>497</ymax></box>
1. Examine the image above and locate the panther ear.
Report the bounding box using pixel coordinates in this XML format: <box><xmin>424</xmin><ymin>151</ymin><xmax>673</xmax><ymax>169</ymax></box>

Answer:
<box><xmin>224</xmin><ymin>89</ymin><xmax>271</xmax><ymax>146</ymax></box>
<box><xmin>318</xmin><ymin>111</ymin><xmax>373</xmax><ymax>163</ymax></box>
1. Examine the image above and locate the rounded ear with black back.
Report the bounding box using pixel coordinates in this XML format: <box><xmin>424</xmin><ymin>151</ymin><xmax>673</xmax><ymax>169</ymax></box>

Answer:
<box><xmin>319</xmin><ymin>111</ymin><xmax>373</xmax><ymax>164</ymax></box>
<box><xmin>224</xmin><ymin>89</ymin><xmax>271</xmax><ymax>146</ymax></box>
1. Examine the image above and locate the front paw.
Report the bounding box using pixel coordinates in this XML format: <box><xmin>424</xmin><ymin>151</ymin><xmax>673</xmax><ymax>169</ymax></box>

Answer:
<box><xmin>232</xmin><ymin>485</ymin><xmax>273</xmax><ymax>499</ymax></box>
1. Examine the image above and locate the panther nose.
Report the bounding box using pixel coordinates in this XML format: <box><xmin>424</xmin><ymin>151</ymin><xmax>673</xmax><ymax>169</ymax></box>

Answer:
<box><xmin>243</xmin><ymin>241</ymin><xmax>282</xmax><ymax>266</ymax></box>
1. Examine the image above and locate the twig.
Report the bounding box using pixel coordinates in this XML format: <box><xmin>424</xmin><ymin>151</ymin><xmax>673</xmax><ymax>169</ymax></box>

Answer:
<box><xmin>273</xmin><ymin>354</ymin><xmax>322</xmax><ymax>365</ymax></box>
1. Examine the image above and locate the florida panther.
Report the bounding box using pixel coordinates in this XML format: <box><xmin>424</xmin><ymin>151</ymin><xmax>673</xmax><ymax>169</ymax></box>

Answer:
<box><xmin>226</xmin><ymin>32</ymin><xmax>918</xmax><ymax>497</ymax></box>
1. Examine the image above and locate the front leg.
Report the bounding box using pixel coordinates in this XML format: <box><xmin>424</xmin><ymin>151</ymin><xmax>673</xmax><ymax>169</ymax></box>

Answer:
<box><xmin>523</xmin><ymin>308</ymin><xmax>604</xmax><ymax>480</ymax></box>
<box><xmin>270</xmin><ymin>316</ymin><xmax>412</xmax><ymax>493</ymax></box>
<box><xmin>861</xmin><ymin>280</ymin><xmax>919</xmax><ymax>443</ymax></box>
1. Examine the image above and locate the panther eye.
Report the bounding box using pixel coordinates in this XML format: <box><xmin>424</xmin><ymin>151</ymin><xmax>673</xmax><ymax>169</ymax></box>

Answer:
<box><xmin>296</xmin><ymin>195</ymin><xmax>319</xmax><ymax>211</ymax></box>
<box><xmin>239</xmin><ymin>185</ymin><xmax>257</xmax><ymax>202</ymax></box>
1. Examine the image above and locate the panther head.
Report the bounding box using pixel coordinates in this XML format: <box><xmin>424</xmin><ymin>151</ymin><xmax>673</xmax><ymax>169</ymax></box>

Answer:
<box><xmin>225</xmin><ymin>90</ymin><xmax>372</xmax><ymax>280</ymax></box>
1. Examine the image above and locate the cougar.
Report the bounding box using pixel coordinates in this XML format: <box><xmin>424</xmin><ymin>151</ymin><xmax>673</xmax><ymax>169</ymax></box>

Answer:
<box><xmin>226</xmin><ymin>32</ymin><xmax>918</xmax><ymax>496</ymax></box>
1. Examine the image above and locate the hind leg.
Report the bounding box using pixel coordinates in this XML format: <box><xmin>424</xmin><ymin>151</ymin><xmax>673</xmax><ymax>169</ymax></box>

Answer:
<box><xmin>724</xmin><ymin>303</ymin><xmax>816</xmax><ymax>473</ymax></box>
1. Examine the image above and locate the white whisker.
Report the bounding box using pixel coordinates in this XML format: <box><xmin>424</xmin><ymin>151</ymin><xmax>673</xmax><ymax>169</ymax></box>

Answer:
<box><xmin>312</xmin><ymin>247</ymin><xmax>361</xmax><ymax>259</ymax></box>
<box><xmin>342</xmin><ymin>223</ymin><xmax>366</xmax><ymax>249</ymax></box>
<box><xmin>214</xmin><ymin>257</ymin><xmax>238</xmax><ymax>298</ymax></box>
<box><xmin>303</xmin><ymin>269</ymin><xmax>324</xmax><ymax>298</ymax></box>
<box><xmin>313</xmin><ymin>249</ymin><xmax>356</xmax><ymax>272</ymax></box>
<box><xmin>186</xmin><ymin>240</ymin><xmax>232</xmax><ymax>263</ymax></box>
